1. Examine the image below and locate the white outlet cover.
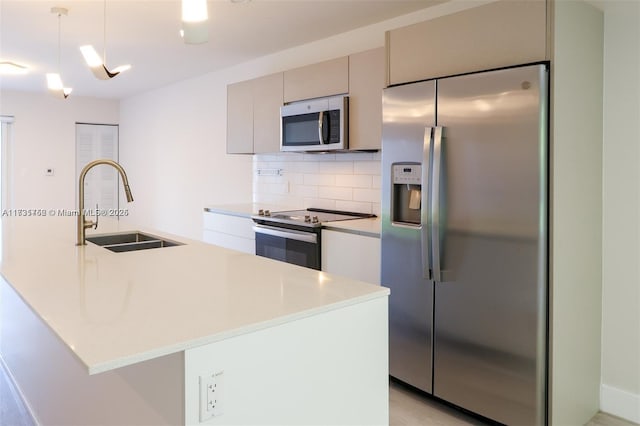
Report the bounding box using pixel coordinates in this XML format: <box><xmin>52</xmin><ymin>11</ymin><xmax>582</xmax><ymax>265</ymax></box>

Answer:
<box><xmin>199</xmin><ymin>371</ymin><xmax>224</xmax><ymax>422</ymax></box>
<box><xmin>45</xmin><ymin>168</ymin><xmax>55</xmax><ymax>176</ymax></box>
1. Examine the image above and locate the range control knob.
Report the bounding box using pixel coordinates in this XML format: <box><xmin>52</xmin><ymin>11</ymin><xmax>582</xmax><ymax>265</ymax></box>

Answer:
<box><xmin>264</xmin><ymin>210</ymin><xmax>271</xmax><ymax>217</ymax></box>
<box><xmin>304</xmin><ymin>215</ymin><xmax>311</xmax><ymax>223</ymax></box>
<box><xmin>312</xmin><ymin>216</ymin><xmax>319</xmax><ymax>224</ymax></box>
<box><xmin>258</xmin><ymin>209</ymin><xmax>264</xmax><ymax>216</ymax></box>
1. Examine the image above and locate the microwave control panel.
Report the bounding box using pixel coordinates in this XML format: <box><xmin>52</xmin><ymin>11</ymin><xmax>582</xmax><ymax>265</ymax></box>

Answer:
<box><xmin>393</xmin><ymin>164</ymin><xmax>422</xmax><ymax>185</ymax></box>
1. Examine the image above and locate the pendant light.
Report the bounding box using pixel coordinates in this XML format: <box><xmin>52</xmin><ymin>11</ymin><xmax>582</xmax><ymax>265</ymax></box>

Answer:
<box><xmin>80</xmin><ymin>0</ymin><xmax>130</xmax><ymax>80</ymax></box>
<box><xmin>0</xmin><ymin>62</ymin><xmax>28</xmax><ymax>75</ymax></box>
<box><xmin>181</xmin><ymin>0</ymin><xmax>208</xmax><ymax>44</ymax></box>
<box><xmin>46</xmin><ymin>7</ymin><xmax>72</xmax><ymax>99</ymax></box>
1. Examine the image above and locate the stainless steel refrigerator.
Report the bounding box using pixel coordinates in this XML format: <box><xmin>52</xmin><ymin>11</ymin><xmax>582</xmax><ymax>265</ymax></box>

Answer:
<box><xmin>381</xmin><ymin>63</ymin><xmax>548</xmax><ymax>425</ymax></box>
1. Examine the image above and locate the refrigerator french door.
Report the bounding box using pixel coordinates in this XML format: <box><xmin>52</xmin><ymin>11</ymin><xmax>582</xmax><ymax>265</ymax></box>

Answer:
<box><xmin>381</xmin><ymin>63</ymin><xmax>548</xmax><ymax>426</ymax></box>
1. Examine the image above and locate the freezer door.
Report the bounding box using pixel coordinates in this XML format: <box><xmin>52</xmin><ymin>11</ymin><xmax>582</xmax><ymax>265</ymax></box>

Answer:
<box><xmin>381</xmin><ymin>80</ymin><xmax>436</xmax><ymax>393</ymax></box>
<box><xmin>433</xmin><ymin>64</ymin><xmax>548</xmax><ymax>425</ymax></box>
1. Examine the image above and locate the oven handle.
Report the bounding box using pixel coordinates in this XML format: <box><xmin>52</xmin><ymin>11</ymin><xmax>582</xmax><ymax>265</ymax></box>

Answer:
<box><xmin>253</xmin><ymin>224</ymin><xmax>318</xmax><ymax>244</ymax></box>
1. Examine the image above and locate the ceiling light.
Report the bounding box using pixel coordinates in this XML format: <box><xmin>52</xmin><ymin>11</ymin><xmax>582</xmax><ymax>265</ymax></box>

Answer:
<box><xmin>80</xmin><ymin>0</ymin><xmax>131</xmax><ymax>80</ymax></box>
<box><xmin>181</xmin><ymin>0</ymin><xmax>208</xmax><ymax>44</ymax></box>
<box><xmin>0</xmin><ymin>61</ymin><xmax>28</xmax><ymax>75</ymax></box>
<box><xmin>47</xmin><ymin>7</ymin><xmax>72</xmax><ymax>99</ymax></box>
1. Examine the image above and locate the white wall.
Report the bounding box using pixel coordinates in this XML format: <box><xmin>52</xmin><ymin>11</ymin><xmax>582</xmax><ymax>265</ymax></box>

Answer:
<box><xmin>550</xmin><ymin>1</ymin><xmax>603</xmax><ymax>425</ymax></box>
<box><xmin>601</xmin><ymin>1</ymin><xmax>640</xmax><ymax>423</ymax></box>
<box><xmin>117</xmin><ymin>0</ymin><xmax>489</xmax><ymax>240</ymax></box>
<box><xmin>0</xmin><ymin>91</ymin><xmax>118</xmax><ymax>211</ymax></box>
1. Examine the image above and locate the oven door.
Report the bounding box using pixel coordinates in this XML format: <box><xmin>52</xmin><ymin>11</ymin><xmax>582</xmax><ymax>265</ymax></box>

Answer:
<box><xmin>253</xmin><ymin>224</ymin><xmax>320</xmax><ymax>270</ymax></box>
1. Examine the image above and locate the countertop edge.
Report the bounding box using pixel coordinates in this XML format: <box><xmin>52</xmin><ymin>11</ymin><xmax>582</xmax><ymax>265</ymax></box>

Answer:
<box><xmin>321</xmin><ymin>224</ymin><xmax>380</xmax><ymax>238</ymax></box>
<box><xmin>88</xmin><ymin>289</ymin><xmax>389</xmax><ymax>375</ymax></box>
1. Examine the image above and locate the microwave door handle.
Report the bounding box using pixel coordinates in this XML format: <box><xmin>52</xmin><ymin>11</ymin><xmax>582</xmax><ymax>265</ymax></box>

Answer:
<box><xmin>318</xmin><ymin>111</ymin><xmax>325</xmax><ymax>144</ymax></box>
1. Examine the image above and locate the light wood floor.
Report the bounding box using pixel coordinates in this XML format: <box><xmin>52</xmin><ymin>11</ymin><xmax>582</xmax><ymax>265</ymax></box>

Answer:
<box><xmin>389</xmin><ymin>380</ymin><xmax>639</xmax><ymax>426</ymax></box>
<box><xmin>1</xmin><ymin>363</ymin><xmax>637</xmax><ymax>426</ymax></box>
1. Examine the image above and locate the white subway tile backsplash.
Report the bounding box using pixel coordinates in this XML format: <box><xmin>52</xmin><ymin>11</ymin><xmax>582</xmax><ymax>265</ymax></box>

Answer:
<box><xmin>353</xmin><ymin>188</ymin><xmax>380</xmax><ymax>203</ymax></box>
<box><xmin>306</xmin><ymin>198</ymin><xmax>336</xmax><ymax>210</ymax></box>
<box><xmin>252</xmin><ymin>152</ymin><xmax>381</xmax><ymax>213</ymax></box>
<box><xmin>372</xmin><ymin>175</ymin><xmax>382</xmax><ymax>189</ymax></box>
<box><xmin>335</xmin><ymin>174</ymin><xmax>372</xmax><ymax>188</ymax></box>
<box><xmin>318</xmin><ymin>161</ymin><xmax>353</xmax><ymax>175</ymax></box>
<box><xmin>291</xmin><ymin>185</ymin><xmax>318</xmax><ymax>198</ymax></box>
<box><xmin>304</xmin><ymin>174</ymin><xmax>336</xmax><ymax>186</ymax></box>
<box><xmin>297</xmin><ymin>161</ymin><xmax>319</xmax><ymax>174</ymax></box>
<box><xmin>335</xmin><ymin>200</ymin><xmax>373</xmax><ymax>214</ymax></box>
<box><xmin>303</xmin><ymin>153</ymin><xmax>336</xmax><ymax>162</ymax></box>
<box><xmin>318</xmin><ymin>186</ymin><xmax>352</xmax><ymax>201</ymax></box>
<box><xmin>354</xmin><ymin>161</ymin><xmax>381</xmax><ymax>175</ymax></box>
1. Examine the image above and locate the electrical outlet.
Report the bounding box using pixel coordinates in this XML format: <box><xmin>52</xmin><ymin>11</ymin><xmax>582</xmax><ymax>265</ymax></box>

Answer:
<box><xmin>45</xmin><ymin>168</ymin><xmax>55</xmax><ymax>176</ymax></box>
<box><xmin>199</xmin><ymin>371</ymin><xmax>224</xmax><ymax>422</ymax></box>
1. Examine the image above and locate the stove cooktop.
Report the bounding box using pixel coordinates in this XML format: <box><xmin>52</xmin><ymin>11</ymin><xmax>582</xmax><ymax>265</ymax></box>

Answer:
<box><xmin>252</xmin><ymin>208</ymin><xmax>376</xmax><ymax>228</ymax></box>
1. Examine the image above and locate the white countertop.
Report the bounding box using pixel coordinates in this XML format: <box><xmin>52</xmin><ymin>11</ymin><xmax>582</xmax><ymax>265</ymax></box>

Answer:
<box><xmin>205</xmin><ymin>204</ymin><xmax>381</xmax><ymax>237</ymax></box>
<box><xmin>0</xmin><ymin>216</ymin><xmax>388</xmax><ymax>375</ymax></box>
<box><xmin>204</xmin><ymin>203</ymin><xmax>299</xmax><ymax>218</ymax></box>
<box><xmin>323</xmin><ymin>217</ymin><xmax>381</xmax><ymax>238</ymax></box>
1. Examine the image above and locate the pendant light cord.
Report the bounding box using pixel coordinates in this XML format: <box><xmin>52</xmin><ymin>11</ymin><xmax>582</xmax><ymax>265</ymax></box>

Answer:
<box><xmin>103</xmin><ymin>0</ymin><xmax>107</xmax><ymax>65</ymax></box>
<box><xmin>57</xmin><ymin>12</ymin><xmax>61</xmax><ymax>73</ymax></box>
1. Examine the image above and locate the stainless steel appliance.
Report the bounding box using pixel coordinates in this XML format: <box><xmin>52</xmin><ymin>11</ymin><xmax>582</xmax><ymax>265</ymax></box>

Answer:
<box><xmin>252</xmin><ymin>208</ymin><xmax>375</xmax><ymax>270</ymax></box>
<box><xmin>381</xmin><ymin>63</ymin><xmax>548</xmax><ymax>425</ymax></box>
<box><xmin>280</xmin><ymin>95</ymin><xmax>348</xmax><ymax>152</ymax></box>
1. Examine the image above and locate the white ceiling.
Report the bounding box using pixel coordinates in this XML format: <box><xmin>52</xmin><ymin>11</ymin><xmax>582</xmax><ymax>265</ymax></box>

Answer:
<box><xmin>0</xmin><ymin>0</ymin><xmax>444</xmax><ymax>100</ymax></box>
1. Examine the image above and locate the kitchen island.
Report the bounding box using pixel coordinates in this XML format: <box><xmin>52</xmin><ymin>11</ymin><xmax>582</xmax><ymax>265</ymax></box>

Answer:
<box><xmin>0</xmin><ymin>216</ymin><xmax>389</xmax><ymax>425</ymax></box>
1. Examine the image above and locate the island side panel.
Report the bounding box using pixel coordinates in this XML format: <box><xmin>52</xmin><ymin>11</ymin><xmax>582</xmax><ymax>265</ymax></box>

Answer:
<box><xmin>184</xmin><ymin>296</ymin><xmax>389</xmax><ymax>425</ymax></box>
<box><xmin>0</xmin><ymin>278</ymin><xmax>184</xmax><ymax>425</ymax></box>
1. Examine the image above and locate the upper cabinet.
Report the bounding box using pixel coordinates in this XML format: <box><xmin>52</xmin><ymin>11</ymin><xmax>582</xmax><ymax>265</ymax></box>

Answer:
<box><xmin>227</xmin><ymin>50</ymin><xmax>386</xmax><ymax>153</ymax></box>
<box><xmin>348</xmin><ymin>47</ymin><xmax>385</xmax><ymax>151</ymax></box>
<box><xmin>227</xmin><ymin>79</ymin><xmax>254</xmax><ymax>154</ymax></box>
<box><xmin>253</xmin><ymin>73</ymin><xmax>284</xmax><ymax>154</ymax></box>
<box><xmin>284</xmin><ymin>56</ymin><xmax>349</xmax><ymax>103</ymax></box>
<box><xmin>386</xmin><ymin>0</ymin><xmax>548</xmax><ymax>86</ymax></box>
<box><xmin>227</xmin><ymin>72</ymin><xmax>283</xmax><ymax>154</ymax></box>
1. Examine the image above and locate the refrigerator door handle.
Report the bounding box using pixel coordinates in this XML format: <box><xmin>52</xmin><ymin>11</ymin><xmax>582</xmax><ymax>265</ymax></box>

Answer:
<box><xmin>421</xmin><ymin>127</ymin><xmax>433</xmax><ymax>280</ymax></box>
<box><xmin>431</xmin><ymin>126</ymin><xmax>444</xmax><ymax>283</ymax></box>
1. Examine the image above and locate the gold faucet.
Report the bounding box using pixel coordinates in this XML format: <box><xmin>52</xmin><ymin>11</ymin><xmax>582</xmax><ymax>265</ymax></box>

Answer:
<box><xmin>77</xmin><ymin>159</ymin><xmax>134</xmax><ymax>246</ymax></box>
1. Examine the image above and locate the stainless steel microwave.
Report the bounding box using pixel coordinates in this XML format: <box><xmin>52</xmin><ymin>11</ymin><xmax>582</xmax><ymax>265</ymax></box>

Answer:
<box><xmin>280</xmin><ymin>94</ymin><xmax>348</xmax><ymax>152</ymax></box>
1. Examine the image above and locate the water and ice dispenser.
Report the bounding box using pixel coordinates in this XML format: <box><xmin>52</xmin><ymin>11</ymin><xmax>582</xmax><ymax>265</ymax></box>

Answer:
<box><xmin>392</xmin><ymin>164</ymin><xmax>423</xmax><ymax>225</ymax></box>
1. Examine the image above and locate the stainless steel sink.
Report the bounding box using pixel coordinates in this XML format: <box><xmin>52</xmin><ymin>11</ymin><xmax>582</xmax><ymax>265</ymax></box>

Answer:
<box><xmin>86</xmin><ymin>232</ymin><xmax>184</xmax><ymax>253</ymax></box>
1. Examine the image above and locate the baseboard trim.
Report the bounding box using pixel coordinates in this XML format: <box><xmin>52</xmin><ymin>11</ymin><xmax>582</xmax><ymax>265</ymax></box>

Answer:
<box><xmin>0</xmin><ymin>355</ymin><xmax>39</xmax><ymax>426</ymax></box>
<box><xmin>601</xmin><ymin>384</ymin><xmax>640</xmax><ymax>424</ymax></box>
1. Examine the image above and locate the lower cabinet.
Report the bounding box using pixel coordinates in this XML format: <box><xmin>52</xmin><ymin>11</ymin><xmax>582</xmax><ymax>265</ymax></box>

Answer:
<box><xmin>203</xmin><ymin>212</ymin><xmax>255</xmax><ymax>255</ymax></box>
<box><xmin>321</xmin><ymin>230</ymin><xmax>381</xmax><ymax>285</ymax></box>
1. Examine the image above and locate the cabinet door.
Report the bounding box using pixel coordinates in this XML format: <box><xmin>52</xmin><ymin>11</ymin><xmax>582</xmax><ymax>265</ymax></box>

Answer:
<box><xmin>348</xmin><ymin>48</ymin><xmax>385</xmax><ymax>150</ymax></box>
<box><xmin>387</xmin><ymin>0</ymin><xmax>547</xmax><ymax>85</ymax></box>
<box><xmin>227</xmin><ymin>79</ymin><xmax>254</xmax><ymax>154</ymax></box>
<box><xmin>321</xmin><ymin>230</ymin><xmax>381</xmax><ymax>285</ymax></box>
<box><xmin>284</xmin><ymin>56</ymin><xmax>349</xmax><ymax>103</ymax></box>
<box><xmin>253</xmin><ymin>72</ymin><xmax>283</xmax><ymax>154</ymax></box>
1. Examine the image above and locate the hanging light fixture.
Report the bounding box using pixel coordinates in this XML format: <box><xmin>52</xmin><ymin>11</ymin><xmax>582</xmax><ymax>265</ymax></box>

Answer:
<box><xmin>181</xmin><ymin>0</ymin><xmax>208</xmax><ymax>44</ymax></box>
<box><xmin>47</xmin><ymin>7</ymin><xmax>72</xmax><ymax>99</ymax></box>
<box><xmin>0</xmin><ymin>61</ymin><xmax>28</xmax><ymax>75</ymax></box>
<box><xmin>80</xmin><ymin>0</ymin><xmax>130</xmax><ymax>80</ymax></box>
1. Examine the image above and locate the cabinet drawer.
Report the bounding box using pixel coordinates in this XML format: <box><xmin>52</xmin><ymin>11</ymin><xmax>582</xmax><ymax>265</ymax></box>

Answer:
<box><xmin>203</xmin><ymin>212</ymin><xmax>255</xmax><ymax>240</ymax></box>
<box><xmin>203</xmin><ymin>230</ymin><xmax>255</xmax><ymax>255</ymax></box>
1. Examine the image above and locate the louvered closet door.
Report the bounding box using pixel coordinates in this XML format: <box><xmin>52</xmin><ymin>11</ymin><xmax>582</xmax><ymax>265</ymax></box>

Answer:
<box><xmin>76</xmin><ymin>123</ymin><xmax>119</xmax><ymax>211</ymax></box>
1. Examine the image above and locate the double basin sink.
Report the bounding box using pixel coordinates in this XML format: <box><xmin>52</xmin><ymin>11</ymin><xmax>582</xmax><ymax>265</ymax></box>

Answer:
<box><xmin>86</xmin><ymin>232</ymin><xmax>183</xmax><ymax>253</ymax></box>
